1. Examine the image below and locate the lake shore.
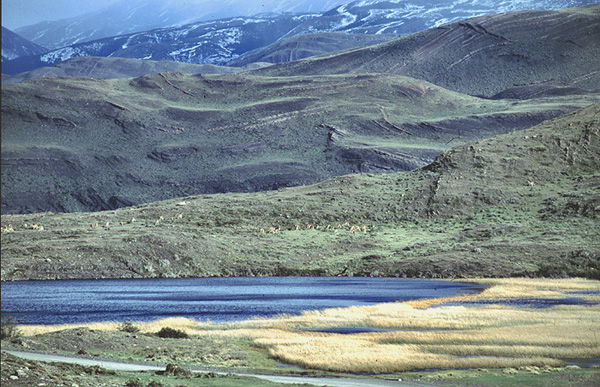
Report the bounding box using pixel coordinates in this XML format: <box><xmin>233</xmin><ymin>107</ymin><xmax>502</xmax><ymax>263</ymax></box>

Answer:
<box><xmin>2</xmin><ymin>278</ymin><xmax>599</xmax><ymax>386</ymax></box>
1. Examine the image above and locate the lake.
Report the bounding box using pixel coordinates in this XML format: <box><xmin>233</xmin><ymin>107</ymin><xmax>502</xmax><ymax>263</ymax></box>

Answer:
<box><xmin>1</xmin><ymin>277</ymin><xmax>483</xmax><ymax>325</ymax></box>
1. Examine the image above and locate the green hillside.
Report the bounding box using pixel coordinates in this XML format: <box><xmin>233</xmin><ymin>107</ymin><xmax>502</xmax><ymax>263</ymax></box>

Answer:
<box><xmin>4</xmin><ymin>71</ymin><xmax>594</xmax><ymax>213</ymax></box>
<box><xmin>2</xmin><ymin>104</ymin><xmax>598</xmax><ymax>281</ymax></box>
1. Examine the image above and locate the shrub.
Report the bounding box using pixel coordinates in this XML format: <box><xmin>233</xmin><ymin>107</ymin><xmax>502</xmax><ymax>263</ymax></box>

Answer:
<box><xmin>1</xmin><ymin>316</ymin><xmax>20</xmax><ymax>340</ymax></box>
<box><xmin>119</xmin><ymin>320</ymin><xmax>140</xmax><ymax>333</ymax></box>
<box><xmin>165</xmin><ymin>363</ymin><xmax>193</xmax><ymax>377</ymax></box>
<box><xmin>124</xmin><ymin>379</ymin><xmax>143</xmax><ymax>387</ymax></box>
<box><xmin>156</xmin><ymin>327</ymin><xmax>189</xmax><ymax>339</ymax></box>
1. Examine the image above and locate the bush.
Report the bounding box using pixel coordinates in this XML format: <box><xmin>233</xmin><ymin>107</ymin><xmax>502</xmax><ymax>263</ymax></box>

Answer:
<box><xmin>124</xmin><ymin>379</ymin><xmax>143</xmax><ymax>387</ymax></box>
<box><xmin>119</xmin><ymin>320</ymin><xmax>140</xmax><ymax>333</ymax></box>
<box><xmin>156</xmin><ymin>327</ymin><xmax>189</xmax><ymax>339</ymax></box>
<box><xmin>1</xmin><ymin>316</ymin><xmax>20</xmax><ymax>340</ymax></box>
<box><xmin>165</xmin><ymin>363</ymin><xmax>193</xmax><ymax>377</ymax></box>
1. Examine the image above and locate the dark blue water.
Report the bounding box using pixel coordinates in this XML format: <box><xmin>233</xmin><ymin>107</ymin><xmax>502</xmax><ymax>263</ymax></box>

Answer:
<box><xmin>0</xmin><ymin>277</ymin><xmax>483</xmax><ymax>325</ymax></box>
<box><xmin>437</xmin><ymin>297</ymin><xmax>597</xmax><ymax>309</ymax></box>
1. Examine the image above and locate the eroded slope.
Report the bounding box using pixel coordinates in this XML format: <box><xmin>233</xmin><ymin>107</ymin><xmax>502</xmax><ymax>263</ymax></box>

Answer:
<box><xmin>2</xmin><ymin>104</ymin><xmax>598</xmax><ymax>280</ymax></box>
<box><xmin>5</xmin><ymin>71</ymin><xmax>593</xmax><ymax>213</ymax></box>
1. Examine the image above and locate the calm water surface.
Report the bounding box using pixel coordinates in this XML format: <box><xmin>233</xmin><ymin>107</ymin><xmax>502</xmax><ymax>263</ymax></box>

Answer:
<box><xmin>1</xmin><ymin>277</ymin><xmax>483</xmax><ymax>325</ymax></box>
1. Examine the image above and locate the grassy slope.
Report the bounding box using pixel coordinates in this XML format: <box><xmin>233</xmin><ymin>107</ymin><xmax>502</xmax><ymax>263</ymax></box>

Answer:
<box><xmin>4</xmin><ymin>71</ymin><xmax>594</xmax><ymax>214</ymax></box>
<box><xmin>1</xmin><ymin>103</ymin><xmax>598</xmax><ymax>281</ymax></box>
<box><xmin>255</xmin><ymin>6</ymin><xmax>600</xmax><ymax>97</ymax></box>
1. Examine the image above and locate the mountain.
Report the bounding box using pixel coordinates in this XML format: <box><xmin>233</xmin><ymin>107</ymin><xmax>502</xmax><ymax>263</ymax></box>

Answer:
<box><xmin>1</xmin><ymin>27</ymin><xmax>47</xmax><ymax>62</ymax></box>
<box><xmin>13</xmin><ymin>0</ymin><xmax>351</xmax><ymax>51</ymax></box>
<box><xmin>229</xmin><ymin>32</ymin><xmax>399</xmax><ymax>67</ymax></box>
<box><xmin>278</xmin><ymin>0</ymin><xmax>600</xmax><ymax>37</ymax></box>
<box><xmin>5</xmin><ymin>0</ymin><xmax>598</xmax><ymax>75</ymax></box>
<box><xmin>1</xmin><ymin>13</ymin><xmax>320</xmax><ymax>75</ymax></box>
<box><xmin>2</xmin><ymin>69</ymin><xmax>597</xmax><ymax>214</ymax></box>
<box><xmin>256</xmin><ymin>5</ymin><xmax>600</xmax><ymax>97</ymax></box>
<box><xmin>1</xmin><ymin>103</ymin><xmax>598</xmax><ymax>280</ymax></box>
<box><xmin>1</xmin><ymin>56</ymin><xmax>271</xmax><ymax>85</ymax></box>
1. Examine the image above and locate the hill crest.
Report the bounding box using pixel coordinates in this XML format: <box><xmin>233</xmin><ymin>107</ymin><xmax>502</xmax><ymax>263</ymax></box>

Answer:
<box><xmin>255</xmin><ymin>5</ymin><xmax>600</xmax><ymax>97</ymax></box>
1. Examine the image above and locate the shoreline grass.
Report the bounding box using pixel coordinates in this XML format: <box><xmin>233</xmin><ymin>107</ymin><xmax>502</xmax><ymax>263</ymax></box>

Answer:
<box><xmin>12</xmin><ymin>278</ymin><xmax>600</xmax><ymax>374</ymax></box>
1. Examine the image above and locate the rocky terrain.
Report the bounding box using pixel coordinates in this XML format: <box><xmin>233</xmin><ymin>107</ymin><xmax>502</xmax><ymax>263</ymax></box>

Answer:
<box><xmin>3</xmin><ymin>70</ymin><xmax>595</xmax><ymax>214</ymax></box>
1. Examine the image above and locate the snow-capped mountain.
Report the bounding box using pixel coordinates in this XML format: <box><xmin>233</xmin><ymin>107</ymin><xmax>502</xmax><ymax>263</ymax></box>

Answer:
<box><xmin>4</xmin><ymin>13</ymin><xmax>319</xmax><ymax>74</ymax></box>
<box><xmin>4</xmin><ymin>0</ymin><xmax>598</xmax><ymax>74</ymax></box>
<box><xmin>284</xmin><ymin>0</ymin><xmax>600</xmax><ymax>37</ymax></box>
<box><xmin>14</xmin><ymin>0</ymin><xmax>351</xmax><ymax>51</ymax></box>
<box><xmin>1</xmin><ymin>27</ymin><xmax>48</xmax><ymax>62</ymax></box>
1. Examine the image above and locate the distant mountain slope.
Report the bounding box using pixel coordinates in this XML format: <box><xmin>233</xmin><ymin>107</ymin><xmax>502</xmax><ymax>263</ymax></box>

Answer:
<box><xmin>257</xmin><ymin>5</ymin><xmax>600</xmax><ymax>97</ymax></box>
<box><xmin>1</xmin><ymin>13</ymin><xmax>319</xmax><ymax>74</ymax></box>
<box><xmin>5</xmin><ymin>1</ymin><xmax>597</xmax><ymax>75</ymax></box>
<box><xmin>1</xmin><ymin>27</ymin><xmax>47</xmax><ymax>62</ymax></box>
<box><xmin>282</xmin><ymin>0</ymin><xmax>599</xmax><ymax>36</ymax></box>
<box><xmin>14</xmin><ymin>0</ymin><xmax>350</xmax><ymax>50</ymax></box>
<box><xmin>2</xmin><ymin>71</ymin><xmax>598</xmax><ymax>214</ymax></box>
<box><xmin>2</xmin><ymin>104</ymin><xmax>598</xmax><ymax>280</ymax></box>
<box><xmin>230</xmin><ymin>32</ymin><xmax>399</xmax><ymax>66</ymax></box>
<box><xmin>1</xmin><ymin>57</ymin><xmax>271</xmax><ymax>85</ymax></box>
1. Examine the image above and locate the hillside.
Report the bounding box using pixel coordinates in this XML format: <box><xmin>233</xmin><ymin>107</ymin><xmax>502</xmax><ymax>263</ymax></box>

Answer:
<box><xmin>1</xmin><ymin>57</ymin><xmax>270</xmax><ymax>85</ymax></box>
<box><xmin>2</xmin><ymin>13</ymin><xmax>318</xmax><ymax>75</ymax></box>
<box><xmin>13</xmin><ymin>0</ymin><xmax>350</xmax><ymax>50</ymax></box>
<box><xmin>230</xmin><ymin>32</ymin><xmax>399</xmax><ymax>66</ymax></box>
<box><xmin>1</xmin><ymin>27</ymin><xmax>47</xmax><ymax>62</ymax></box>
<box><xmin>3</xmin><ymin>70</ymin><xmax>597</xmax><ymax>214</ymax></box>
<box><xmin>1</xmin><ymin>104</ymin><xmax>598</xmax><ymax>281</ymax></box>
<box><xmin>5</xmin><ymin>1</ymin><xmax>596</xmax><ymax>75</ymax></box>
<box><xmin>256</xmin><ymin>5</ymin><xmax>600</xmax><ymax>97</ymax></box>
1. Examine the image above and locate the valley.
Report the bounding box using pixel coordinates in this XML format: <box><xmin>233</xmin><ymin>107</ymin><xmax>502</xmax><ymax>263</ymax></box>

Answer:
<box><xmin>2</xmin><ymin>2</ymin><xmax>600</xmax><ymax>386</ymax></box>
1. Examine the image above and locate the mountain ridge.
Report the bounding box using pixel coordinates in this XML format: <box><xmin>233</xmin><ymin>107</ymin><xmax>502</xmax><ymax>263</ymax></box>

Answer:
<box><xmin>13</xmin><ymin>0</ymin><xmax>350</xmax><ymax>50</ymax></box>
<box><xmin>3</xmin><ymin>6</ymin><xmax>599</xmax><ymax>214</ymax></box>
<box><xmin>1</xmin><ymin>27</ymin><xmax>48</xmax><ymax>62</ymax></box>
<box><xmin>4</xmin><ymin>1</ymin><xmax>598</xmax><ymax>75</ymax></box>
<box><xmin>255</xmin><ymin>5</ymin><xmax>600</xmax><ymax>97</ymax></box>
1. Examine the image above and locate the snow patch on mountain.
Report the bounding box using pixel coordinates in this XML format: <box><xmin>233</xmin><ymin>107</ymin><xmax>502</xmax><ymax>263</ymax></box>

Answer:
<box><xmin>4</xmin><ymin>0</ymin><xmax>598</xmax><ymax>74</ymax></box>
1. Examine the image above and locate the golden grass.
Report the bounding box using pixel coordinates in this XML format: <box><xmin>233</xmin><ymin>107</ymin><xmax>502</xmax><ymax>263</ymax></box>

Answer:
<box><xmin>17</xmin><ymin>278</ymin><xmax>600</xmax><ymax>373</ymax></box>
<box><xmin>18</xmin><ymin>317</ymin><xmax>203</xmax><ymax>336</ymax></box>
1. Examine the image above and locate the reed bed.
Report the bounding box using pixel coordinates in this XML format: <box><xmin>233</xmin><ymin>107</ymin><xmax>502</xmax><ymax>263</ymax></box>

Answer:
<box><xmin>15</xmin><ymin>278</ymin><xmax>600</xmax><ymax>373</ymax></box>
